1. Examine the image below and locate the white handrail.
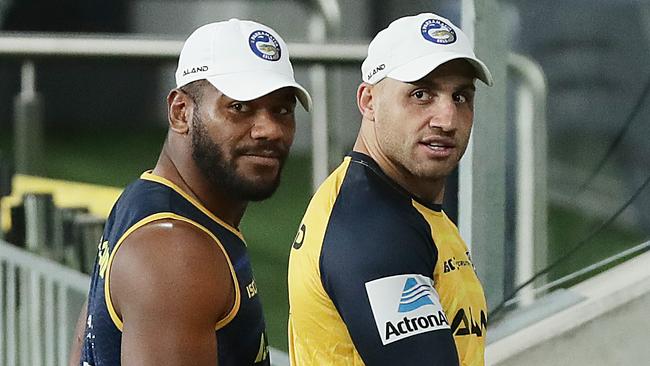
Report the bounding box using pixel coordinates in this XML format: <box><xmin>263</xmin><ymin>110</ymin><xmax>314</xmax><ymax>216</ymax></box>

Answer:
<box><xmin>0</xmin><ymin>32</ymin><xmax>368</xmax><ymax>189</ymax></box>
<box><xmin>0</xmin><ymin>33</ymin><xmax>367</xmax><ymax>62</ymax></box>
<box><xmin>503</xmin><ymin>240</ymin><xmax>650</xmax><ymax>308</ymax></box>
<box><xmin>0</xmin><ymin>240</ymin><xmax>87</xmax><ymax>366</ymax></box>
<box><xmin>508</xmin><ymin>54</ymin><xmax>549</xmax><ymax>306</ymax></box>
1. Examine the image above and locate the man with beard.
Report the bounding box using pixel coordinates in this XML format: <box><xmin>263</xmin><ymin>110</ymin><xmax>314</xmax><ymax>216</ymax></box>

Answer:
<box><xmin>69</xmin><ymin>19</ymin><xmax>311</xmax><ymax>366</ymax></box>
<box><xmin>288</xmin><ymin>13</ymin><xmax>492</xmax><ymax>365</ymax></box>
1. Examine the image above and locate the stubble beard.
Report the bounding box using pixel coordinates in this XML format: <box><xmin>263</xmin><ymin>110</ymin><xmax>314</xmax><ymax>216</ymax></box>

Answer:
<box><xmin>190</xmin><ymin>113</ymin><xmax>284</xmax><ymax>202</ymax></box>
<box><xmin>380</xmin><ymin>129</ymin><xmax>459</xmax><ymax>182</ymax></box>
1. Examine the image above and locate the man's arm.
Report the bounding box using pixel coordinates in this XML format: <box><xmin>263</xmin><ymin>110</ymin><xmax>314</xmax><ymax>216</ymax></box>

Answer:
<box><xmin>320</xmin><ymin>215</ymin><xmax>459</xmax><ymax>365</ymax></box>
<box><xmin>109</xmin><ymin>219</ymin><xmax>235</xmax><ymax>365</ymax></box>
<box><xmin>68</xmin><ymin>298</ymin><xmax>88</xmax><ymax>366</ymax></box>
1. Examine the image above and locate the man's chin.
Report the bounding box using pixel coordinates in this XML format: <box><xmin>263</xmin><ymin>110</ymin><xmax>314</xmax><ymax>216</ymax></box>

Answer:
<box><xmin>231</xmin><ymin>177</ymin><xmax>281</xmax><ymax>202</ymax></box>
<box><xmin>413</xmin><ymin>166</ymin><xmax>455</xmax><ymax>181</ymax></box>
<box><xmin>238</xmin><ymin>185</ymin><xmax>280</xmax><ymax>202</ymax></box>
<box><xmin>415</xmin><ymin>158</ymin><xmax>459</xmax><ymax>178</ymax></box>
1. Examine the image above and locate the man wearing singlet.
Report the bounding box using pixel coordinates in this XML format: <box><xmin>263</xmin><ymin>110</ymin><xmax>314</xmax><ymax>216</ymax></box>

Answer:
<box><xmin>69</xmin><ymin>18</ymin><xmax>311</xmax><ymax>365</ymax></box>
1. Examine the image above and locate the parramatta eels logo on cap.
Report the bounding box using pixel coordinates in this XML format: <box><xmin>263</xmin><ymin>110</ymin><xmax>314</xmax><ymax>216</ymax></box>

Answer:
<box><xmin>249</xmin><ymin>30</ymin><xmax>281</xmax><ymax>61</ymax></box>
<box><xmin>421</xmin><ymin>18</ymin><xmax>456</xmax><ymax>45</ymax></box>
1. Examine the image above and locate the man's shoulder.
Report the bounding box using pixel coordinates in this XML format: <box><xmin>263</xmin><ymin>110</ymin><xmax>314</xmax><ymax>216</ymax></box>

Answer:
<box><xmin>296</xmin><ymin>153</ymin><xmax>436</xmax><ymax>271</ymax></box>
<box><xmin>109</xmin><ymin>217</ymin><xmax>235</xmax><ymax>322</ymax></box>
<box><xmin>116</xmin><ymin>175</ymin><xmax>172</xmax><ymax>206</ymax></box>
<box><xmin>115</xmin><ymin>218</ymin><xmax>229</xmax><ymax>280</ymax></box>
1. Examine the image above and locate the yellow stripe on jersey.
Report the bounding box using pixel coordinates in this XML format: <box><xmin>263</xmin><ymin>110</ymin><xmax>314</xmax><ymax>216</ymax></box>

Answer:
<box><xmin>288</xmin><ymin>156</ymin><xmax>366</xmax><ymax>365</ymax></box>
<box><xmin>412</xmin><ymin>201</ymin><xmax>487</xmax><ymax>366</ymax></box>
<box><xmin>140</xmin><ymin>171</ymin><xmax>245</xmax><ymax>242</ymax></box>
<box><xmin>103</xmin><ymin>212</ymin><xmax>241</xmax><ymax>331</ymax></box>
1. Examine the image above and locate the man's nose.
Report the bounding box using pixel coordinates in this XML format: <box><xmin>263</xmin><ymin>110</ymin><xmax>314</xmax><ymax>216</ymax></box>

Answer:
<box><xmin>428</xmin><ymin>98</ymin><xmax>457</xmax><ymax>132</ymax></box>
<box><xmin>250</xmin><ymin>112</ymin><xmax>288</xmax><ymax>141</ymax></box>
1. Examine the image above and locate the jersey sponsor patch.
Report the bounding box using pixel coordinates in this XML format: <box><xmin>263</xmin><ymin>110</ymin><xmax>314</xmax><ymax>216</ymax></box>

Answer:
<box><xmin>365</xmin><ymin>274</ymin><xmax>449</xmax><ymax>345</ymax></box>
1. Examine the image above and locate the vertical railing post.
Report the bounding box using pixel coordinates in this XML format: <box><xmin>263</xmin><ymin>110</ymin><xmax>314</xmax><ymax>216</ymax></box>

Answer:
<box><xmin>29</xmin><ymin>271</ymin><xmax>42</xmax><ymax>366</ymax></box>
<box><xmin>308</xmin><ymin>14</ymin><xmax>329</xmax><ymax>191</ymax></box>
<box><xmin>23</xmin><ymin>193</ymin><xmax>53</xmax><ymax>255</ymax></box>
<box><xmin>57</xmin><ymin>285</ymin><xmax>70</xmax><ymax>366</ymax></box>
<box><xmin>460</xmin><ymin>0</ymin><xmax>509</xmax><ymax>310</ymax></box>
<box><xmin>14</xmin><ymin>61</ymin><xmax>45</xmax><ymax>176</ymax></box>
<box><xmin>308</xmin><ymin>0</ymin><xmax>341</xmax><ymax>191</ymax></box>
<box><xmin>44</xmin><ymin>278</ymin><xmax>56</xmax><ymax>366</ymax></box>
<box><xmin>19</xmin><ymin>268</ymin><xmax>29</xmax><ymax>366</ymax></box>
<box><xmin>6</xmin><ymin>262</ymin><xmax>17</xmax><ymax>366</ymax></box>
<box><xmin>508</xmin><ymin>53</ymin><xmax>549</xmax><ymax>306</ymax></box>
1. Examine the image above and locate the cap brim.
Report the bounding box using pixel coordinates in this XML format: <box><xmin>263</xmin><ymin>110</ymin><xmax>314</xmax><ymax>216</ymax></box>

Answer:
<box><xmin>387</xmin><ymin>52</ymin><xmax>494</xmax><ymax>87</ymax></box>
<box><xmin>206</xmin><ymin>71</ymin><xmax>312</xmax><ymax>112</ymax></box>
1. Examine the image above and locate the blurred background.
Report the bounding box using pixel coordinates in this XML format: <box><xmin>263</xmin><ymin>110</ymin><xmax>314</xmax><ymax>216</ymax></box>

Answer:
<box><xmin>0</xmin><ymin>0</ymin><xmax>649</xmax><ymax>365</ymax></box>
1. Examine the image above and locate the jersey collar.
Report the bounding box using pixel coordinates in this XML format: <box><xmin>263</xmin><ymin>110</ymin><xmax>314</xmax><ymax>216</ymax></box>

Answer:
<box><xmin>347</xmin><ymin>151</ymin><xmax>443</xmax><ymax>212</ymax></box>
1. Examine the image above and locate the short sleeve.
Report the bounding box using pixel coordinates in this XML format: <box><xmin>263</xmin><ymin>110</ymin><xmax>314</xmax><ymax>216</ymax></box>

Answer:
<box><xmin>319</xmin><ymin>184</ymin><xmax>459</xmax><ymax>366</ymax></box>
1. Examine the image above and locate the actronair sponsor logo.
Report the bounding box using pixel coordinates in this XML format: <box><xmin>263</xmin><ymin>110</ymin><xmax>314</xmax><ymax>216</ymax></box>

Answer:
<box><xmin>398</xmin><ymin>277</ymin><xmax>435</xmax><ymax>312</ymax></box>
<box><xmin>385</xmin><ymin>311</ymin><xmax>449</xmax><ymax>341</ymax></box>
<box><xmin>366</xmin><ymin>274</ymin><xmax>450</xmax><ymax>345</ymax></box>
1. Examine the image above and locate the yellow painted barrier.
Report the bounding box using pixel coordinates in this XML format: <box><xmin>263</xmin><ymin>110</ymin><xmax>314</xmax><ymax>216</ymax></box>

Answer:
<box><xmin>1</xmin><ymin>174</ymin><xmax>123</xmax><ymax>232</ymax></box>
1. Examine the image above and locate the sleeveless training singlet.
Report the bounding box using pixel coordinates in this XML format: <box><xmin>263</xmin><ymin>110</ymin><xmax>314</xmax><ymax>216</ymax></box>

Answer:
<box><xmin>81</xmin><ymin>171</ymin><xmax>269</xmax><ymax>365</ymax></box>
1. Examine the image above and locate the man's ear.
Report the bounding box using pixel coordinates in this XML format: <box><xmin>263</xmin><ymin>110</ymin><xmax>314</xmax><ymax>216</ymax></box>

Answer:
<box><xmin>356</xmin><ymin>83</ymin><xmax>375</xmax><ymax>122</ymax></box>
<box><xmin>167</xmin><ymin>89</ymin><xmax>192</xmax><ymax>134</ymax></box>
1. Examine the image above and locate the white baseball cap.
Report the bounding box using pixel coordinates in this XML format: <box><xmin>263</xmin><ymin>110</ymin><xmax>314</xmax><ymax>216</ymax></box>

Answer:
<box><xmin>362</xmin><ymin>13</ymin><xmax>493</xmax><ymax>86</ymax></box>
<box><xmin>175</xmin><ymin>19</ymin><xmax>312</xmax><ymax>111</ymax></box>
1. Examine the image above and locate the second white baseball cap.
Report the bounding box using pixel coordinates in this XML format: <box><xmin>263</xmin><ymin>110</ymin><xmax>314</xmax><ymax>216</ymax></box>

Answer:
<box><xmin>175</xmin><ymin>19</ymin><xmax>312</xmax><ymax>111</ymax></box>
<box><xmin>362</xmin><ymin>13</ymin><xmax>493</xmax><ymax>87</ymax></box>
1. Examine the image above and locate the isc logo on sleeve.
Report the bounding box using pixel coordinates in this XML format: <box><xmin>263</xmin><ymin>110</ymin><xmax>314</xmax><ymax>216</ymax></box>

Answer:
<box><xmin>365</xmin><ymin>274</ymin><xmax>450</xmax><ymax>345</ymax></box>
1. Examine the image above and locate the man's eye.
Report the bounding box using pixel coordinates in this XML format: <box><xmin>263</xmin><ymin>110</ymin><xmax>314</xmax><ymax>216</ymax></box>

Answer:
<box><xmin>231</xmin><ymin>102</ymin><xmax>250</xmax><ymax>112</ymax></box>
<box><xmin>278</xmin><ymin>105</ymin><xmax>295</xmax><ymax>115</ymax></box>
<box><xmin>453</xmin><ymin>93</ymin><xmax>468</xmax><ymax>103</ymax></box>
<box><xmin>412</xmin><ymin>90</ymin><xmax>431</xmax><ymax>100</ymax></box>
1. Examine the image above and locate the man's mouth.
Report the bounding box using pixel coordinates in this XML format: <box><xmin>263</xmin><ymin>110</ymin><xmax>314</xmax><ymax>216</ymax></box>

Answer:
<box><xmin>424</xmin><ymin>142</ymin><xmax>452</xmax><ymax>150</ymax></box>
<box><xmin>238</xmin><ymin>148</ymin><xmax>287</xmax><ymax>168</ymax></box>
<box><xmin>242</xmin><ymin>150</ymin><xmax>282</xmax><ymax>159</ymax></box>
<box><xmin>420</xmin><ymin>138</ymin><xmax>456</xmax><ymax>156</ymax></box>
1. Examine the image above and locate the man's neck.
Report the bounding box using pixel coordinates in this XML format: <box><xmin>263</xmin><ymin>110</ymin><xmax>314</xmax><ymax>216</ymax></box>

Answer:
<box><xmin>353</xmin><ymin>128</ymin><xmax>445</xmax><ymax>205</ymax></box>
<box><xmin>152</xmin><ymin>144</ymin><xmax>247</xmax><ymax>228</ymax></box>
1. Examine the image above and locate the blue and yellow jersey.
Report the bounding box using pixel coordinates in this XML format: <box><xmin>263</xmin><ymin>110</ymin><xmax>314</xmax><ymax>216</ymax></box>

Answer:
<box><xmin>288</xmin><ymin>152</ymin><xmax>487</xmax><ymax>366</ymax></box>
<box><xmin>81</xmin><ymin>171</ymin><xmax>269</xmax><ymax>366</ymax></box>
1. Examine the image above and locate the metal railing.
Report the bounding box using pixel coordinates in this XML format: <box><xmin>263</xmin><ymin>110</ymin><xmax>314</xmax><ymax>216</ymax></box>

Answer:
<box><xmin>0</xmin><ymin>240</ymin><xmax>290</xmax><ymax>366</ymax></box>
<box><xmin>0</xmin><ymin>32</ymin><xmax>549</xmax><ymax>357</ymax></box>
<box><xmin>0</xmin><ymin>32</ymin><xmax>367</xmax><ymax>184</ymax></box>
<box><xmin>503</xmin><ymin>239</ymin><xmax>650</xmax><ymax>308</ymax></box>
<box><xmin>0</xmin><ymin>33</ymin><xmax>366</xmax><ymax>62</ymax></box>
<box><xmin>0</xmin><ymin>240</ymin><xmax>88</xmax><ymax>366</ymax></box>
<box><xmin>508</xmin><ymin>54</ymin><xmax>548</xmax><ymax>306</ymax></box>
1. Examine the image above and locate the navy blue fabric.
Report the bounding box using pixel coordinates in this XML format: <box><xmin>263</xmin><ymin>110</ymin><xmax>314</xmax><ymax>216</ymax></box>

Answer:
<box><xmin>319</xmin><ymin>152</ymin><xmax>459</xmax><ymax>366</ymax></box>
<box><xmin>80</xmin><ymin>177</ymin><xmax>268</xmax><ymax>365</ymax></box>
